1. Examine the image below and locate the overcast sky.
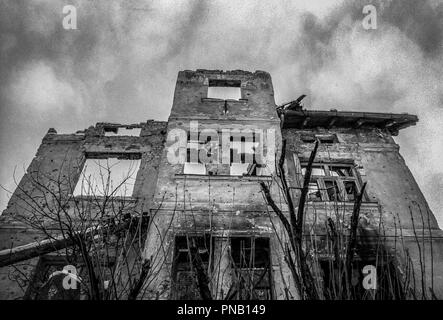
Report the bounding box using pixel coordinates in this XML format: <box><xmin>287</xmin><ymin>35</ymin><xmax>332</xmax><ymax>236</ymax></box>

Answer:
<box><xmin>0</xmin><ymin>0</ymin><xmax>442</xmax><ymax>226</ymax></box>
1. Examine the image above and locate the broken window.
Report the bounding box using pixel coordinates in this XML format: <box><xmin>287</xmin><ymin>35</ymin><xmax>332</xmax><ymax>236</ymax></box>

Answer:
<box><xmin>182</xmin><ymin>130</ymin><xmax>267</xmax><ymax>176</ymax></box>
<box><xmin>207</xmin><ymin>79</ymin><xmax>241</xmax><ymax>100</ymax></box>
<box><xmin>300</xmin><ymin>163</ymin><xmax>364</xmax><ymax>202</ymax></box>
<box><xmin>308</xmin><ymin>181</ymin><xmax>322</xmax><ymax>201</ymax></box>
<box><xmin>171</xmin><ymin>235</ymin><xmax>212</xmax><ymax>300</ymax></box>
<box><xmin>330</xmin><ymin>166</ymin><xmax>353</xmax><ymax>177</ymax></box>
<box><xmin>74</xmin><ymin>155</ymin><xmax>141</xmax><ymax>197</ymax></box>
<box><xmin>324</xmin><ymin>180</ymin><xmax>342</xmax><ymax>202</ymax></box>
<box><xmin>104</xmin><ymin>127</ymin><xmax>141</xmax><ymax>137</ymax></box>
<box><xmin>302</xmin><ymin>166</ymin><xmax>326</xmax><ymax>176</ymax></box>
<box><xmin>227</xmin><ymin>237</ymin><xmax>272</xmax><ymax>300</ymax></box>
<box><xmin>344</xmin><ymin>181</ymin><xmax>357</xmax><ymax>202</ymax></box>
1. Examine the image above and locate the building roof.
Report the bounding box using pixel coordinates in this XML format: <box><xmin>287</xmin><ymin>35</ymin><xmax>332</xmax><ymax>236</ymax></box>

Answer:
<box><xmin>278</xmin><ymin>108</ymin><xmax>418</xmax><ymax>135</ymax></box>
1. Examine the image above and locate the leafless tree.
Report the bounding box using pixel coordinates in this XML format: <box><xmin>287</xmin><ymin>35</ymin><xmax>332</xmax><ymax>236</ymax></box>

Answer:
<box><xmin>0</xmin><ymin>158</ymin><xmax>172</xmax><ymax>300</ymax></box>
<box><xmin>259</xmin><ymin>139</ymin><xmax>438</xmax><ymax>300</ymax></box>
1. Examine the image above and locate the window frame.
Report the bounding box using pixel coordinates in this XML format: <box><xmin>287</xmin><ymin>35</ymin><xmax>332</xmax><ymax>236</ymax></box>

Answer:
<box><xmin>73</xmin><ymin>153</ymin><xmax>142</xmax><ymax>198</ymax></box>
<box><xmin>228</xmin><ymin>236</ymin><xmax>273</xmax><ymax>300</ymax></box>
<box><xmin>300</xmin><ymin>162</ymin><xmax>366</xmax><ymax>202</ymax></box>
<box><xmin>171</xmin><ymin>235</ymin><xmax>214</xmax><ymax>300</ymax></box>
<box><xmin>183</xmin><ymin>131</ymin><xmax>268</xmax><ymax>177</ymax></box>
<box><xmin>207</xmin><ymin>79</ymin><xmax>242</xmax><ymax>101</ymax></box>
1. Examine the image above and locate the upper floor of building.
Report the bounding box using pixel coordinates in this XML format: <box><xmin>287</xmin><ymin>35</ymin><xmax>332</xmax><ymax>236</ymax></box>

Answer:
<box><xmin>169</xmin><ymin>69</ymin><xmax>279</xmax><ymax>122</ymax></box>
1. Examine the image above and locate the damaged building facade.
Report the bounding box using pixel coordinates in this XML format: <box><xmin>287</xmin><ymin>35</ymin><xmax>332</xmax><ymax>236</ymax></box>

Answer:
<box><xmin>0</xmin><ymin>69</ymin><xmax>442</xmax><ymax>300</ymax></box>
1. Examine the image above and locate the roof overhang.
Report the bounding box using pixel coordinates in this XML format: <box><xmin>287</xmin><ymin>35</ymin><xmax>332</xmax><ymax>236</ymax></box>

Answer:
<box><xmin>279</xmin><ymin>109</ymin><xmax>418</xmax><ymax>136</ymax></box>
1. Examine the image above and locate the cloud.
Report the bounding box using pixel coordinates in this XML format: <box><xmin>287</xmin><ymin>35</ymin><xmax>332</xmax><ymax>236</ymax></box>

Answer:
<box><xmin>0</xmin><ymin>0</ymin><xmax>442</xmax><ymax>226</ymax></box>
<box><xmin>7</xmin><ymin>61</ymin><xmax>82</xmax><ymax>114</ymax></box>
<box><xmin>287</xmin><ymin>0</ymin><xmax>443</xmax><ymax>227</ymax></box>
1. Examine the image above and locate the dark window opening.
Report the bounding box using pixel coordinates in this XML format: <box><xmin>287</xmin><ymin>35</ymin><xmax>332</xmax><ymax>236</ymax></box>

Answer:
<box><xmin>308</xmin><ymin>181</ymin><xmax>322</xmax><ymax>201</ymax></box>
<box><xmin>171</xmin><ymin>236</ymin><xmax>213</xmax><ymax>300</ymax></box>
<box><xmin>344</xmin><ymin>181</ymin><xmax>357</xmax><ymax>202</ymax></box>
<box><xmin>325</xmin><ymin>180</ymin><xmax>343</xmax><ymax>202</ymax></box>
<box><xmin>227</xmin><ymin>237</ymin><xmax>272</xmax><ymax>300</ymax></box>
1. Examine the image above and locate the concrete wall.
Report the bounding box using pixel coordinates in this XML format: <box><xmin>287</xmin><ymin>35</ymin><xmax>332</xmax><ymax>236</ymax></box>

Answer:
<box><xmin>1</xmin><ymin>69</ymin><xmax>441</xmax><ymax>300</ymax></box>
<box><xmin>142</xmin><ymin>70</ymin><xmax>297</xmax><ymax>299</ymax></box>
<box><xmin>0</xmin><ymin>120</ymin><xmax>167</xmax><ymax>299</ymax></box>
<box><xmin>283</xmin><ymin>126</ymin><xmax>443</xmax><ymax>298</ymax></box>
<box><xmin>142</xmin><ymin>70</ymin><xmax>443</xmax><ymax>300</ymax></box>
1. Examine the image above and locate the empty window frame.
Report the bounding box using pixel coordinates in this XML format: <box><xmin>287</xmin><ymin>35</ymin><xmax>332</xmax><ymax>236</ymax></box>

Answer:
<box><xmin>207</xmin><ymin>79</ymin><xmax>241</xmax><ymax>100</ymax></box>
<box><xmin>104</xmin><ymin>127</ymin><xmax>141</xmax><ymax>137</ymax></box>
<box><xmin>301</xmin><ymin>163</ymin><xmax>363</xmax><ymax>202</ymax></box>
<box><xmin>171</xmin><ymin>235</ymin><xmax>213</xmax><ymax>300</ymax></box>
<box><xmin>74</xmin><ymin>155</ymin><xmax>141</xmax><ymax>197</ymax></box>
<box><xmin>182</xmin><ymin>131</ymin><xmax>267</xmax><ymax>176</ymax></box>
<box><xmin>228</xmin><ymin>237</ymin><xmax>272</xmax><ymax>300</ymax></box>
<box><xmin>301</xmin><ymin>134</ymin><xmax>338</xmax><ymax>144</ymax></box>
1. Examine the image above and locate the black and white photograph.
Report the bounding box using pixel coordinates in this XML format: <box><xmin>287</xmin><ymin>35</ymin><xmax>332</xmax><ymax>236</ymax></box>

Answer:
<box><xmin>0</xmin><ymin>0</ymin><xmax>442</xmax><ymax>310</ymax></box>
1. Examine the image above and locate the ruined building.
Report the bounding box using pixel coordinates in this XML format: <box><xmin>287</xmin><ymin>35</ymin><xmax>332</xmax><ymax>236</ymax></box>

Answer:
<box><xmin>0</xmin><ymin>70</ymin><xmax>442</xmax><ymax>300</ymax></box>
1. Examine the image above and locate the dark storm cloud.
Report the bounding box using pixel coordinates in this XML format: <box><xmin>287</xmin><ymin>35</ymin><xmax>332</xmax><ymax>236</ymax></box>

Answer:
<box><xmin>291</xmin><ymin>0</ymin><xmax>443</xmax><ymax>77</ymax></box>
<box><xmin>380</xmin><ymin>0</ymin><xmax>443</xmax><ymax>57</ymax></box>
<box><xmin>0</xmin><ymin>0</ymin><xmax>442</xmax><ymax>226</ymax></box>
